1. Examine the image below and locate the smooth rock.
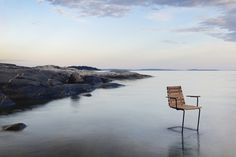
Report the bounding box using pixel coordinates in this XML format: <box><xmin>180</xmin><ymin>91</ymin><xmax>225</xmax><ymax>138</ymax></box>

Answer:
<box><xmin>2</xmin><ymin>123</ymin><xmax>27</xmax><ymax>131</ymax></box>
<box><xmin>0</xmin><ymin>91</ymin><xmax>15</xmax><ymax>108</ymax></box>
<box><xmin>82</xmin><ymin>75</ymin><xmax>104</xmax><ymax>86</ymax></box>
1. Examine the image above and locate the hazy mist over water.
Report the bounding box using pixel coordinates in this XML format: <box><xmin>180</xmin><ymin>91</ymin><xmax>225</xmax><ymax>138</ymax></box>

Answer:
<box><xmin>0</xmin><ymin>71</ymin><xmax>236</xmax><ymax>157</ymax></box>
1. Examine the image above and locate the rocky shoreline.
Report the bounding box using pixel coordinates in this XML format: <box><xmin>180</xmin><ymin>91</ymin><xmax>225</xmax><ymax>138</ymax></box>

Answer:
<box><xmin>0</xmin><ymin>63</ymin><xmax>151</xmax><ymax>113</ymax></box>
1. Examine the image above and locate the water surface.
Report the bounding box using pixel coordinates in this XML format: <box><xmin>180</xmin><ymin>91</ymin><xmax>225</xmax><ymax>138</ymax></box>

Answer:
<box><xmin>0</xmin><ymin>71</ymin><xmax>236</xmax><ymax>157</ymax></box>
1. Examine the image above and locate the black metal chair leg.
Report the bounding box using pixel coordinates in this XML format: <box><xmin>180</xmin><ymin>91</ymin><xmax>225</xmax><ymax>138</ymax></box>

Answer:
<box><xmin>182</xmin><ymin>110</ymin><xmax>185</xmax><ymax>134</ymax></box>
<box><xmin>197</xmin><ymin>109</ymin><xmax>201</xmax><ymax>132</ymax></box>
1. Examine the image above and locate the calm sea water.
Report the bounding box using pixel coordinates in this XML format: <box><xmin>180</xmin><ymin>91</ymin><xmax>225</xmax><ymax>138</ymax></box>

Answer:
<box><xmin>0</xmin><ymin>71</ymin><xmax>236</xmax><ymax>157</ymax></box>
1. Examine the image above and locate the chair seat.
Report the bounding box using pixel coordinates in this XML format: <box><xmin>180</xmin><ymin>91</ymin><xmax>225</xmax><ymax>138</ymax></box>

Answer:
<box><xmin>170</xmin><ymin>104</ymin><xmax>201</xmax><ymax>110</ymax></box>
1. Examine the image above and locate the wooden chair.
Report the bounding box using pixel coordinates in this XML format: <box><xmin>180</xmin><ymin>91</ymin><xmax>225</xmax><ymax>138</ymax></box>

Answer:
<box><xmin>166</xmin><ymin>86</ymin><xmax>201</xmax><ymax>133</ymax></box>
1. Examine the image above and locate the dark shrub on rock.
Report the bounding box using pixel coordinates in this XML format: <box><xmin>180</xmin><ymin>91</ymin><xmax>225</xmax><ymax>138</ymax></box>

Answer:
<box><xmin>68</xmin><ymin>73</ymin><xmax>84</xmax><ymax>84</ymax></box>
<box><xmin>68</xmin><ymin>66</ymin><xmax>100</xmax><ymax>71</ymax></box>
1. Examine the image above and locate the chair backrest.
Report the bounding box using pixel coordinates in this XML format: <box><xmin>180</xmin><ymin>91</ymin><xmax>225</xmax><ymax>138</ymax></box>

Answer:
<box><xmin>167</xmin><ymin>86</ymin><xmax>185</xmax><ymax>108</ymax></box>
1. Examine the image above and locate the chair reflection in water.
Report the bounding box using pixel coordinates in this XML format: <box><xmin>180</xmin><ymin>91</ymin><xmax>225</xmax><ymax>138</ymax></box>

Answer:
<box><xmin>166</xmin><ymin>86</ymin><xmax>202</xmax><ymax>134</ymax></box>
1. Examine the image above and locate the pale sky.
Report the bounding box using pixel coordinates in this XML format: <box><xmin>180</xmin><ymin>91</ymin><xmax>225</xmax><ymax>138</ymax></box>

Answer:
<box><xmin>0</xmin><ymin>0</ymin><xmax>236</xmax><ymax>69</ymax></box>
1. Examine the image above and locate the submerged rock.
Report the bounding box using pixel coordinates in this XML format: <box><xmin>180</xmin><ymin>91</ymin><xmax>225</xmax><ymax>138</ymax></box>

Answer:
<box><xmin>2</xmin><ymin>123</ymin><xmax>27</xmax><ymax>131</ymax></box>
<box><xmin>82</xmin><ymin>93</ymin><xmax>92</xmax><ymax>97</ymax></box>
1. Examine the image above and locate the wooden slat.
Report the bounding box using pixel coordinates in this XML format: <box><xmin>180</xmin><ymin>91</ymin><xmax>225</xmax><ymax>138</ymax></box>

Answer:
<box><xmin>167</xmin><ymin>86</ymin><xmax>181</xmax><ymax>89</ymax></box>
<box><xmin>167</xmin><ymin>86</ymin><xmax>185</xmax><ymax>107</ymax></box>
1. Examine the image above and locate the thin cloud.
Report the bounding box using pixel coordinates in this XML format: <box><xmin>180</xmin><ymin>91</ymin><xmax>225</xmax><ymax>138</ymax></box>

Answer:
<box><xmin>44</xmin><ymin>0</ymin><xmax>236</xmax><ymax>17</ymax></box>
<box><xmin>55</xmin><ymin>7</ymin><xmax>66</xmax><ymax>15</ymax></box>
<box><xmin>202</xmin><ymin>12</ymin><xmax>236</xmax><ymax>41</ymax></box>
<box><xmin>46</xmin><ymin>0</ymin><xmax>132</xmax><ymax>17</ymax></box>
<box><xmin>43</xmin><ymin>0</ymin><xmax>236</xmax><ymax>41</ymax></box>
<box><xmin>174</xmin><ymin>8</ymin><xmax>236</xmax><ymax>41</ymax></box>
<box><xmin>37</xmin><ymin>0</ymin><xmax>45</xmax><ymax>4</ymax></box>
<box><xmin>174</xmin><ymin>27</ymin><xmax>210</xmax><ymax>33</ymax></box>
<box><xmin>147</xmin><ymin>11</ymin><xmax>172</xmax><ymax>21</ymax></box>
<box><xmin>161</xmin><ymin>40</ymin><xmax>185</xmax><ymax>44</ymax></box>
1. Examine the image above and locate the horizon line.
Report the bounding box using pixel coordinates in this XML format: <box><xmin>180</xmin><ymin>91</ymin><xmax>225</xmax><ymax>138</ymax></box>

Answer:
<box><xmin>0</xmin><ymin>62</ymin><xmax>235</xmax><ymax>71</ymax></box>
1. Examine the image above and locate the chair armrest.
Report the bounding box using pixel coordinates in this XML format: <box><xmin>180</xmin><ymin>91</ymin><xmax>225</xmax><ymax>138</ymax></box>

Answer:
<box><xmin>186</xmin><ymin>95</ymin><xmax>200</xmax><ymax>98</ymax></box>
<box><xmin>186</xmin><ymin>95</ymin><xmax>200</xmax><ymax>106</ymax></box>
<box><xmin>166</xmin><ymin>96</ymin><xmax>178</xmax><ymax>108</ymax></box>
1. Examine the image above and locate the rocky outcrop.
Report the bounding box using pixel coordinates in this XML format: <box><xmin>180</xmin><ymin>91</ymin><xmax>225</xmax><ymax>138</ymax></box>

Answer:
<box><xmin>0</xmin><ymin>63</ymin><xmax>151</xmax><ymax>113</ymax></box>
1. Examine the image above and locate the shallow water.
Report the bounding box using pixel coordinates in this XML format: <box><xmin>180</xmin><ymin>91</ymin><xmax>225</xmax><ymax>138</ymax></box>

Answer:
<box><xmin>0</xmin><ymin>71</ymin><xmax>236</xmax><ymax>157</ymax></box>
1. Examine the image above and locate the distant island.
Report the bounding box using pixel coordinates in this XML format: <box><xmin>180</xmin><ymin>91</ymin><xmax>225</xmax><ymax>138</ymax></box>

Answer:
<box><xmin>0</xmin><ymin>63</ymin><xmax>151</xmax><ymax>113</ymax></box>
<box><xmin>104</xmin><ymin>68</ymin><xmax>223</xmax><ymax>71</ymax></box>
<box><xmin>187</xmin><ymin>69</ymin><xmax>220</xmax><ymax>71</ymax></box>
